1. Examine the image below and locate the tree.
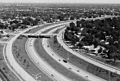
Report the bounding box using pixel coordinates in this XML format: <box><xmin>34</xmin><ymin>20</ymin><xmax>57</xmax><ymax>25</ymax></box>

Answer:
<box><xmin>70</xmin><ymin>16</ymin><xmax>74</xmax><ymax>20</ymax></box>
<box><xmin>0</xmin><ymin>22</ymin><xmax>5</xmax><ymax>29</ymax></box>
<box><xmin>109</xmin><ymin>52</ymin><xmax>120</xmax><ymax>63</ymax></box>
<box><xmin>76</xmin><ymin>21</ymin><xmax>81</xmax><ymax>27</ymax></box>
<box><xmin>76</xmin><ymin>42</ymin><xmax>84</xmax><ymax>48</ymax></box>
<box><xmin>98</xmin><ymin>47</ymin><xmax>103</xmax><ymax>53</ymax></box>
<box><xmin>70</xmin><ymin>22</ymin><xmax>75</xmax><ymax>28</ymax></box>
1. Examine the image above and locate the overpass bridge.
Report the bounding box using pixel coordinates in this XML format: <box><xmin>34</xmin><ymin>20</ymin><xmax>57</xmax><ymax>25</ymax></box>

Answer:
<box><xmin>21</xmin><ymin>33</ymin><xmax>57</xmax><ymax>38</ymax></box>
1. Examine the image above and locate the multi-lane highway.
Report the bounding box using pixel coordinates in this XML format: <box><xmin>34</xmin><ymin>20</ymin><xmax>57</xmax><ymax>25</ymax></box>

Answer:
<box><xmin>3</xmin><ymin>22</ymin><xmax>72</xmax><ymax>81</ymax></box>
<box><xmin>3</xmin><ymin>18</ymin><xmax>119</xmax><ymax>81</ymax></box>
<box><xmin>25</xmin><ymin>25</ymin><xmax>73</xmax><ymax>81</ymax></box>
<box><xmin>25</xmin><ymin>23</ymin><xmax>106</xmax><ymax>81</ymax></box>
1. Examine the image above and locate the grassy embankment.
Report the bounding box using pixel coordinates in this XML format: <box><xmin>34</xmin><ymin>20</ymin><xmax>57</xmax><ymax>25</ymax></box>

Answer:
<box><xmin>0</xmin><ymin>44</ymin><xmax>20</xmax><ymax>81</ymax></box>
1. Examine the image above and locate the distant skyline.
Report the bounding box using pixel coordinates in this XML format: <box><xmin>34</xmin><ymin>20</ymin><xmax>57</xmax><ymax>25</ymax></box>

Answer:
<box><xmin>0</xmin><ymin>0</ymin><xmax>119</xmax><ymax>4</ymax></box>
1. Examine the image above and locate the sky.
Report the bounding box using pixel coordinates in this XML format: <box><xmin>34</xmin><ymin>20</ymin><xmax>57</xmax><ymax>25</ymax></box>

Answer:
<box><xmin>0</xmin><ymin>0</ymin><xmax>119</xmax><ymax>4</ymax></box>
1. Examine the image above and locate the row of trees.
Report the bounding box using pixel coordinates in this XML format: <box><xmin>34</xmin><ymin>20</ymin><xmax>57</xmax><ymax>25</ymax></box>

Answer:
<box><xmin>64</xmin><ymin>17</ymin><xmax>120</xmax><ymax>62</ymax></box>
<box><xmin>0</xmin><ymin>17</ymin><xmax>41</xmax><ymax>31</ymax></box>
<box><xmin>1</xmin><ymin>5</ymin><xmax>120</xmax><ymax>32</ymax></box>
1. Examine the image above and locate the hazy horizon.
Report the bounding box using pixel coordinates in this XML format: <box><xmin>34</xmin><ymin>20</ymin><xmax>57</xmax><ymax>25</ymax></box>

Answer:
<box><xmin>0</xmin><ymin>0</ymin><xmax>119</xmax><ymax>4</ymax></box>
<box><xmin>0</xmin><ymin>3</ymin><xmax>120</xmax><ymax>8</ymax></box>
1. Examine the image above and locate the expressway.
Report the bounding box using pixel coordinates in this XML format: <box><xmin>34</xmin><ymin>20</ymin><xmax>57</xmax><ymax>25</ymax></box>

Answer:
<box><xmin>3</xmin><ymin>22</ymin><xmax>71</xmax><ymax>81</ymax></box>
<box><xmin>3</xmin><ymin>23</ymin><xmax>62</xmax><ymax>81</ymax></box>
<box><xmin>42</xmin><ymin>27</ymin><xmax>106</xmax><ymax>81</ymax></box>
<box><xmin>2</xmin><ymin>17</ymin><xmax>116</xmax><ymax>81</ymax></box>
<box><xmin>3</xmin><ymin>20</ymin><xmax>74</xmax><ymax>81</ymax></box>
<box><xmin>25</xmin><ymin>24</ymin><xmax>106</xmax><ymax>81</ymax></box>
<box><xmin>57</xmin><ymin>28</ymin><xmax>120</xmax><ymax>76</ymax></box>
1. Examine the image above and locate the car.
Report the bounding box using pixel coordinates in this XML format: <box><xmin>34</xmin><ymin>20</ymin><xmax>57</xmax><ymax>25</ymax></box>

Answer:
<box><xmin>63</xmin><ymin>60</ymin><xmax>67</xmax><ymax>63</ymax></box>
<box><xmin>47</xmin><ymin>45</ymin><xmax>49</xmax><ymax>47</ymax></box>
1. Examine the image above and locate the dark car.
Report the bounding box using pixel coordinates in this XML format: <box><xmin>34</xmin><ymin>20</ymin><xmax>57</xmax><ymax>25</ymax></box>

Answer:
<box><xmin>63</xmin><ymin>60</ymin><xmax>67</xmax><ymax>63</ymax></box>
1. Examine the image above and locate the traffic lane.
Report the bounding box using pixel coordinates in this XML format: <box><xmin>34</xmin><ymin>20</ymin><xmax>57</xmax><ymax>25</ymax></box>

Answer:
<box><xmin>26</xmin><ymin>39</ymin><xmax>56</xmax><ymax>81</ymax></box>
<box><xmin>25</xmin><ymin>24</ymin><xmax>53</xmax><ymax>33</ymax></box>
<box><xmin>42</xmin><ymin>25</ymin><xmax>65</xmax><ymax>34</ymax></box>
<box><xmin>34</xmin><ymin>38</ymin><xmax>87</xmax><ymax>81</ymax></box>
